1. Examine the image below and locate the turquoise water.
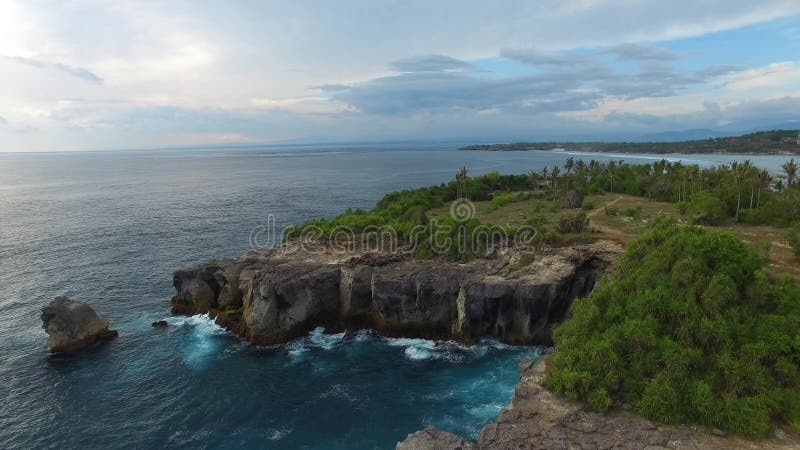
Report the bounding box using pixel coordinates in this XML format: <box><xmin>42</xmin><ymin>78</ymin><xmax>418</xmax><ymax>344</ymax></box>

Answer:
<box><xmin>0</xmin><ymin>144</ymin><xmax>792</xmax><ymax>449</ymax></box>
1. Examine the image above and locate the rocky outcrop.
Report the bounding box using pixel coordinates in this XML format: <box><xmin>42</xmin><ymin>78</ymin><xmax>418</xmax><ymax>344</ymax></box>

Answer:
<box><xmin>398</xmin><ymin>357</ymin><xmax>800</xmax><ymax>449</ymax></box>
<box><xmin>41</xmin><ymin>296</ymin><xmax>118</xmax><ymax>354</ymax></box>
<box><xmin>171</xmin><ymin>242</ymin><xmax>619</xmax><ymax>346</ymax></box>
<box><xmin>397</xmin><ymin>428</ymin><xmax>475</xmax><ymax>450</ymax></box>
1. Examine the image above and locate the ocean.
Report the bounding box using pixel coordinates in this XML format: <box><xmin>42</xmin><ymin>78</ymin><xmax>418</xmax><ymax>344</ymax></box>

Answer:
<box><xmin>0</xmin><ymin>143</ymin><xmax>793</xmax><ymax>449</ymax></box>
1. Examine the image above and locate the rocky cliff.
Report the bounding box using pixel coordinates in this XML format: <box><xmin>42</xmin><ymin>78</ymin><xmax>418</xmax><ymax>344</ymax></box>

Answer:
<box><xmin>171</xmin><ymin>243</ymin><xmax>619</xmax><ymax>346</ymax></box>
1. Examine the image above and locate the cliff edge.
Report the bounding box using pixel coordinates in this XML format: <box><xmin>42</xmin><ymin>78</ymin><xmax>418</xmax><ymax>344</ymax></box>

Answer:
<box><xmin>170</xmin><ymin>242</ymin><xmax>620</xmax><ymax>346</ymax></box>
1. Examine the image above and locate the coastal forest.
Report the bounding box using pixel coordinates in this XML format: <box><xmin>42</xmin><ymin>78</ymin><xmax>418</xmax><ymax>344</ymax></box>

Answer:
<box><xmin>289</xmin><ymin>156</ymin><xmax>800</xmax><ymax>437</ymax></box>
<box><xmin>461</xmin><ymin>129</ymin><xmax>800</xmax><ymax>155</ymax></box>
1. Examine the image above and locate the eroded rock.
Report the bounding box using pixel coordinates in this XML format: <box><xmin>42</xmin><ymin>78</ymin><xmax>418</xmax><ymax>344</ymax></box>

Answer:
<box><xmin>41</xmin><ymin>296</ymin><xmax>118</xmax><ymax>354</ymax></box>
<box><xmin>397</xmin><ymin>428</ymin><xmax>475</xmax><ymax>450</ymax></box>
<box><xmin>170</xmin><ymin>243</ymin><xmax>620</xmax><ymax>346</ymax></box>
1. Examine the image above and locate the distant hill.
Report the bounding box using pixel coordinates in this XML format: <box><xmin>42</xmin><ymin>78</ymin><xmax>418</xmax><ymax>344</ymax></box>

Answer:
<box><xmin>638</xmin><ymin>128</ymin><xmax>729</xmax><ymax>142</ymax></box>
<box><xmin>461</xmin><ymin>129</ymin><xmax>800</xmax><ymax>154</ymax></box>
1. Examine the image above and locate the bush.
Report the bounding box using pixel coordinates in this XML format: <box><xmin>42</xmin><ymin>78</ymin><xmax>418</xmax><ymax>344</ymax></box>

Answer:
<box><xmin>558</xmin><ymin>212</ymin><xmax>587</xmax><ymax>233</ymax></box>
<box><xmin>582</xmin><ymin>199</ymin><xmax>596</xmax><ymax>211</ymax></box>
<box><xmin>623</xmin><ymin>205</ymin><xmax>642</xmax><ymax>218</ymax></box>
<box><xmin>545</xmin><ymin>221</ymin><xmax>800</xmax><ymax>437</ymax></box>
<box><xmin>789</xmin><ymin>222</ymin><xmax>800</xmax><ymax>259</ymax></box>
<box><xmin>561</xmin><ymin>190</ymin><xmax>583</xmax><ymax>209</ymax></box>
<box><xmin>492</xmin><ymin>192</ymin><xmax>514</xmax><ymax>207</ymax></box>
<box><xmin>687</xmin><ymin>192</ymin><xmax>727</xmax><ymax>226</ymax></box>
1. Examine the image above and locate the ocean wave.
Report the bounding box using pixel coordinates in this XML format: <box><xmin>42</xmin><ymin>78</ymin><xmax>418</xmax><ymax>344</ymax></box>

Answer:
<box><xmin>165</xmin><ymin>313</ymin><xmax>227</xmax><ymax>335</ymax></box>
<box><xmin>266</xmin><ymin>428</ymin><xmax>292</xmax><ymax>441</ymax></box>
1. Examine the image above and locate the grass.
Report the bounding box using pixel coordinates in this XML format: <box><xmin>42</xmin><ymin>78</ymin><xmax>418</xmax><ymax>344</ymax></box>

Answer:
<box><xmin>427</xmin><ymin>191</ymin><xmax>798</xmax><ymax>277</ymax></box>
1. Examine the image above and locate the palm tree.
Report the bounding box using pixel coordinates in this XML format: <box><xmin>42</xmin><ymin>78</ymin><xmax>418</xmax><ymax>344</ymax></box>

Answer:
<box><xmin>740</xmin><ymin>160</ymin><xmax>754</xmax><ymax>209</ymax></box>
<box><xmin>607</xmin><ymin>161</ymin><xmax>616</xmax><ymax>195</ymax></box>
<box><xmin>782</xmin><ymin>159</ymin><xmax>798</xmax><ymax>189</ymax></box>
<box><xmin>756</xmin><ymin>169</ymin><xmax>770</xmax><ymax>208</ymax></box>
<box><xmin>455</xmin><ymin>166</ymin><xmax>469</xmax><ymax>199</ymax></box>
<box><xmin>575</xmin><ymin>159</ymin><xmax>586</xmax><ymax>185</ymax></box>
<box><xmin>551</xmin><ymin>166</ymin><xmax>560</xmax><ymax>200</ymax></box>
<box><xmin>730</xmin><ymin>161</ymin><xmax>742</xmax><ymax>221</ymax></box>
<box><xmin>564</xmin><ymin>157</ymin><xmax>575</xmax><ymax>189</ymax></box>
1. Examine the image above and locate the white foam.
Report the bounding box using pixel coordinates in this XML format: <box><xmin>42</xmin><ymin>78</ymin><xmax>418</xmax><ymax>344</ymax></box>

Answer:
<box><xmin>404</xmin><ymin>346</ymin><xmax>434</xmax><ymax>360</ymax></box>
<box><xmin>166</xmin><ymin>313</ymin><xmax>227</xmax><ymax>335</ymax></box>
<box><xmin>266</xmin><ymin>428</ymin><xmax>292</xmax><ymax>441</ymax></box>
<box><xmin>308</xmin><ymin>327</ymin><xmax>345</xmax><ymax>349</ymax></box>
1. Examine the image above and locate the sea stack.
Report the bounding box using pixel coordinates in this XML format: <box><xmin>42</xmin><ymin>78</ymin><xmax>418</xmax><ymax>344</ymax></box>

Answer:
<box><xmin>41</xmin><ymin>296</ymin><xmax>118</xmax><ymax>354</ymax></box>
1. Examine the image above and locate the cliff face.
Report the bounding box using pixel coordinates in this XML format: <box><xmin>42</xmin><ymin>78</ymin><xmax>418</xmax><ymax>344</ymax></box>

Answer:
<box><xmin>171</xmin><ymin>243</ymin><xmax>618</xmax><ymax>346</ymax></box>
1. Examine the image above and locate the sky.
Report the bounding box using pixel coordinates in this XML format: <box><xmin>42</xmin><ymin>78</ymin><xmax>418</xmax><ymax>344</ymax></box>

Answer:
<box><xmin>1</xmin><ymin>1</ymin><xmax>800</xmax><ymax>152</ymax></box>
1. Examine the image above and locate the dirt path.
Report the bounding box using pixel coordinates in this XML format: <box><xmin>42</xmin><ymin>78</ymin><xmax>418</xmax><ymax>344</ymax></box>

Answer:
<box><xmin>586</xmin><ymin>195</ymin><xmax>634</xmax><ymax>245</ymax></box>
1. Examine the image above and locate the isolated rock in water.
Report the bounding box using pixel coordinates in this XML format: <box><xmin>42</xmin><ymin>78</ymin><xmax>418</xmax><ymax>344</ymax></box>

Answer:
<box><xmin>41</xmin><ymin>296</ymin><xmax>118</xmax><ymax>354</ymax></box>
<box><xmin>396</xmin><ymin>428</ymin><xmax>475</xmax><ymax>450</ymax></box>
<box><xmin>151</xmin><ymin>320</ymin><xmax>169</xmax><ymax>328</ymax></box>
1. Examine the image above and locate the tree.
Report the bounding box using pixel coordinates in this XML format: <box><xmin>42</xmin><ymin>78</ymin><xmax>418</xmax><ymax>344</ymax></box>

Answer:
<box><xmin>782</xmin><ymin>159</ymin><xmax>798</xmax><ymax>189</ymax></box>
<box><xmin>608</xmin><ymin>160</ymin><xmax>616</xmax><ymax>195</ymax></box>
<box><xmin>551</xmin><ymin>165</ymin><xmax>561</xmax><ymax>200</ymax></box>
<box><xmin>756</xmin><ymin>169</ymin><xmax>770</xmax><ymax>208</ymax></box>
<box><xmin>730</xmin><ymin>161</ymin><xmax>742</xmax><ymax>221</ymax></box>
<box><xmin>546</xmin><ymin>221</ymin><xmax>800</xmax><ymax>437</ymax></box>
<box><xmin>454</xmin><ymin>166</ymin><xmax>469</xmax><ymax>199</ymax></box>
<box><xmin>564</xmin><ymin>157</ymin><xmax>575</xmax><ymax>187</ymax></box>
<box><xmin>789</xmin><ymin>222</ymin><xmax>800</xmax><ymax>259</ymax></box>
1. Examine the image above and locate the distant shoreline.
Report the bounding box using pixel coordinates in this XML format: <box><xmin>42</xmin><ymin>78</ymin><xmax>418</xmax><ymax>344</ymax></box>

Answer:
<box><xmin>459</xmin><ymin>129</ymin><xmax>800</xmax><ymax>155</ymax></box>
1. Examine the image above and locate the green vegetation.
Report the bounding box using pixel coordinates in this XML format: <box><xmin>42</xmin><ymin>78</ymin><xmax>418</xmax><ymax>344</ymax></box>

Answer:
<box><xmin>789</xmin><ymin>223</ymin><xmax>800</xmax><ymax>259</ymax></box>
<box><xmin>461</xmin><ymin>129</ymin><xmax>800</xmax><ymax>155</ymax></box>
<box><xmin>686</xmin><ymin>192</ymin><xmax>726</xmax><ymax>225</ymax></box>
<box><xmin>288</xmin><ymin>156</ymin><xmax>800</xmax><ymax>266</ymax></box>
<box><xmin>545</xmin><ymin>221</ymin><xmax>800</xmax><ymax>437</ymax></box>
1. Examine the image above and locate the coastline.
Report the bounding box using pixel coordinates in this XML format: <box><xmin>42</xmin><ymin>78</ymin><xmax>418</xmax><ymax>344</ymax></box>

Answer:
<box><xmin>399</xmin><ymin>356</ymin><xmax>800</xmax><ymax>449</ymax></box>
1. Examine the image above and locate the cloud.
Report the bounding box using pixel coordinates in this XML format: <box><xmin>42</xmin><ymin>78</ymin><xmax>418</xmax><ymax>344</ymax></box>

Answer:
<box><xmin>327</xmin><ymin>50</ymin><xmax>749</xmax><ymax>116</ymax></box>
<box><xmin>695</xmin><ymin>65</ymin><xmax>746</xmax><ymax>78</ymax></box>
<box><xmin>602</xmin><ymin>43</ymin><xmax>677</xmax><ymax>60</ymax></box>
<box><xmin>388</xmin><ymin>55</ymin><xmax>476</xmax><ymax>73</ymax></box>
<box><xmin>500</xmin><ymin>48</ymin><xmax>596</xmax><ymax>67</ymax></box>
<box><xmin>6</xmin><ymin>55</ymin><xmax>103</xmax><ymax>84</ymax></box>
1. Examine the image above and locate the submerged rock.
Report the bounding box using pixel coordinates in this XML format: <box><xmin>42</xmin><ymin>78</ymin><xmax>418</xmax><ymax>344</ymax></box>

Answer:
<box><xmin>170</xmin><ymin>242</ymin><xmax>620</xmax><ymax>346</ymax></box>
<box><xmin>41</xmin><ymin>296</ymin><xmax>118</xmax><ymax>354</ymax></box>
<box><xmin>151</xmin><ymin>320</ymin><xmax>169</xmax><ymax>328</ymax></box>
<box><xmin>397</xmin><ymin>428</ymin><xmax>475</xmax><ymax>450</ymax></box>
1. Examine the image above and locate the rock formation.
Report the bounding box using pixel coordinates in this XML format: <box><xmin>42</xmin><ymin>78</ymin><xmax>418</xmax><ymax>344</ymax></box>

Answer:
<box><xmin>397</xmin><ymin>428</ymin><xmax>475</xmax><ymax>450</ymax></box>
<box><xmin>171</xmin><ymin>242</ymin><xmax>619</xmax><ymax>346</ymax></box>
<box><xmin>41</xmin><ymin>296</ymin><xmax>118</xmax><ymax>354</ymax></box>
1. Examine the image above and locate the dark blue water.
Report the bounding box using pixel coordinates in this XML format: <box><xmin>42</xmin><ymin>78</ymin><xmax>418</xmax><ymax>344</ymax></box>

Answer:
<box><xmin>0</xmin><ymin>144</ymin><xmax>791</xmax><ymax>449</ymax></box>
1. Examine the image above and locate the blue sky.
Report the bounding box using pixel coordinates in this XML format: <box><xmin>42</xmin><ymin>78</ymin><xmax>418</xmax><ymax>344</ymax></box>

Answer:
<box><xmin>1</xmin><ymin>1</ymin><xmax>799</xmax><ymax>151</ymax></box>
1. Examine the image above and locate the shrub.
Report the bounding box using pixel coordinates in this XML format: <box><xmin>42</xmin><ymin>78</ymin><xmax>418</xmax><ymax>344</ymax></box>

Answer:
<box><xmin>558</xmin><ymin>212</ymin><xmax>587</xmax><ymax>233</ymax></box>
<box><xmin>582</xmin><ymin>199</ymin><xmax>596</xmax><ymax>211</ymax></box>
<box><xmin>623</xmin><ymin>205</ymin><xmax>642</xmax><ymax>218</ymax></box>
<box><xmin>492</xmin><ymin>192</ymin><xmax>514</xmax><ymax>207</ymax></box>
<box><xmin>677</xmin><ymin>201</ymin><xmax>689</xmax><ymax>215</ymax></box>
<box><xmin>789</xmin><ymin>222</ymin><xmax>800</xmax><ymax>259</ymax></box>
<box><xmin>561</xmin><ymin>189</ymin><xmax>583</xmax><ymax>209</ymax></box>
<box><xmin>605</xmin><ymin>206</ymin><xmax>618</xmax><ymax>216</ymax></box>
<box><xmin>686</xmin><ymin>192</ymin><xmax>727</xmax><ymax>225</ymax></box>
<box><xmin>545</xmin><ymin>221</ymin><xmax>800</xmax><ymax>437</ymax></box>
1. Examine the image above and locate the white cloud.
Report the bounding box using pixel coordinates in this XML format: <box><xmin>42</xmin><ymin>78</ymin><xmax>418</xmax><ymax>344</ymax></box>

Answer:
<box><xmin>1</xmin><ymin>0</ymin><xmax>800</xmax><ymax>150</ymax></box>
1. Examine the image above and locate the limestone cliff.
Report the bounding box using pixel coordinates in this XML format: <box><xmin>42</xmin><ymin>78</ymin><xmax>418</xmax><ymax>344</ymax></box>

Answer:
<box><xmin>170</xmin><ymin>243</ymin><xmax>619</xmax><ymax>346</ymax></box>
